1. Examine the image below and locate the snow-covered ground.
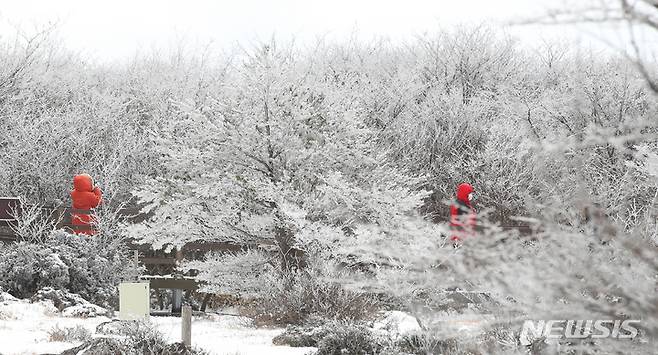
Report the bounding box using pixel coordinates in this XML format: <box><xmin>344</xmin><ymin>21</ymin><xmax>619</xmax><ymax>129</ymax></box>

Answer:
<box><xmin>152</xmin><ymin>314</ymin><xmax>314</xmax><ymax>355</ymax></box>
<box><xmin>0</xmin><ymin>295</ymin><xmax>315</xmax><ymax>355</ymax></box>
<box><xmin>0</xmin><ymin>297</ymin><xmax>110</xmax><ymax>355</ymax></box>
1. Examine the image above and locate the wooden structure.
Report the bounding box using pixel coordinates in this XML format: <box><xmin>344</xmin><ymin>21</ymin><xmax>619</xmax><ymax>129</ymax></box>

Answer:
<box><xmin>139</xmin><ymin>274</ymin><xmax>212</xmax><ymax>314</ymax></box>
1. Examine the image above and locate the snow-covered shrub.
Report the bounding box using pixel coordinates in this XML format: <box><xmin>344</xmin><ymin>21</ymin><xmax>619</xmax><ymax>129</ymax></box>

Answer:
<box><xmin>58</xmin><ymin>338</ymin><xmax>126</xmax><ymax>355</ymax></box>
<box><xmin>60</xmin><ymin>320</ymin><xmax>208</xmax><ymax>355</ymax></box>
<box><xmin>0</xmin><ymin>289</ymin><xmax>18</xmax><ymax>303</ymax></box>
<box><xmin>187</xmin><ymin>247</ymin><xmax>379</xmax><ymax>325</ymax></box>
<box><xmin>96</xmin><ymin>319</ymin><xmax>136</xmax><ymax>335</ymax></box>
<box><xmin>247</xmin><ymin>270</ymin><xmax>379</xmax><ymax>326</ymax></box>
<box><xmin>396</xmin><ymin>333</ymin><xmax>461</xmax><ymax>355</ymax></box>
<box><xmin>475</xmin><ymin>322</ymin><xmax>524</xmax><ymax>354</ymax></box>
<box><xmin>371</xmin><ymin>311</ymin><xmax>422</xmax><ymax>339</ymax></box>
<box><xmin>47</xmin><ymin>231</ymin><xmax>141</xmax><ymax>309</ymax></box>
<box><xmin>32</xmin><ymin>287</ymin><xmax>84</xmax><ymax>310</ymax></box>
<box><xmin>272</xmin><ymin>324</ymin><xmax>332</xmax><ymax>347</ymax></box>
<box><xmin>190</xmin><ymin>251</ymin><xmax>379</xmax><ymax>325</ymax></box>
<box><xmin>8</xmin><ymin>202</ymin><xmax>62</xmax><ymax>244</ymax></box>
<box><xmin>185</xmin><ymin>250</ymin><xmax>273</xmax><ymax>296</ymax></box>
<box><xmin>0</xmin><ymin>230</ymin><xmax>140</xmax><ymax>308</ymax></box>
<box><xmin>48</xmin><ymin>324</ymin><xmax>92</xmax><ymax>342</ymax></box>
<box><xmin>314</xmin><ymin>323</ymin><xmax>392</xmax><ymax>355</ymax></box>
<box><xmin>32</xmin><ymin>287</ymin><xmax>110</xmax><ymax>317</ymax></box>
<box><xmin>274</xmin><ymin>321</ymin><xmax>454</xmax><ymax>354</ymax></box>
<box><xmin>0</xmin><ymin>242</ymin><xmax>68</xmax><ymax>297</ymax></box>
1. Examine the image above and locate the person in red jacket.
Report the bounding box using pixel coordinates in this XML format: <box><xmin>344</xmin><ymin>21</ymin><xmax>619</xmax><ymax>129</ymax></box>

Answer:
<box><xmin>70</xmin><ymin>174</ymin><xmax>102</xmax><ymax>235</ymax></box>
<box><xmin>449</xmin><ymin>183</ymin><xmax>476</xmax><ymax>246</ymax></box>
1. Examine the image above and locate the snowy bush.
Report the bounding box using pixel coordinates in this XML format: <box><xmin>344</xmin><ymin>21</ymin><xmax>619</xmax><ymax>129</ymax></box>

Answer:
<box><xmin>314</xmin><ymin>323</ymin><xmax>392</xmax><ymax>355</ymax></box>
<box><xmin>47</xmin><ymin>231</ymin><xmax>141</xmax><ymax>309</ymax></box>
<box><xmin>8</xmin><ymin>202</ymin><xmax>62</xmax><ymax>244</ymax></box>
<box><xmin>184</xmin><ymin>250</ymin><xmax>274</xmax><ymax>297</ymax></box>
<box><xmin>188</xmin><ymin>250</ymin><xmax>379</xmax><ymax>325</ymax></box>
<box><xmin>48</xmin><ymin>324</ymin><xmax>92</xmax><ymax>342</ymax></box>
<box><xmin>248</xmin><ymin>270</ymin><xmax>379</xmax><ymax>326</ymax></box>
<box><xmin>0</xmin><ymin>242</ymin><xmax>68</xmax><ymax>297</ymax></box>
<box><xmin>272</xmin><ymin>325</ymin><xmax>332</xmax><ymax>347</ymax></box>
<box><xmin>274</xmin><ymin>322</ymin><xmax>471</xmax><ymax>355</ymax></box>
<box><xmin>0</xmin><ymin>231</ymin><xmax>140</xmax><ymax>308</ymax></box>
<box><xmin>371</xmin><ymin>311</ymin><xmax>422</xmax><ymax>338</ymax></box>
<box><xmin>396</xmin><ymin>333</ymin><xmax>462</xmax><ymax>355</ymax></box>
<box><xmin>59</xmin><ymin>321</ymin><xmax>208</xmax><ymax>355</ymax></box>
<box><xmin>33</xmin><ymin>287</ymin><xmax>110</xmax><ymax>317</ymax></box>
<box><xmin>0</xmin><ymin>289</ymin><xmax>18</xmax><ymax>303</ymax></box>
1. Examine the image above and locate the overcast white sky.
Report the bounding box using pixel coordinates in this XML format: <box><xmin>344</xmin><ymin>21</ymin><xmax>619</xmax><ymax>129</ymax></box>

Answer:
<box><xmin>0</xmin><ymin>0</ymin><xmax>650</xmax><ymax>62</ymax></box>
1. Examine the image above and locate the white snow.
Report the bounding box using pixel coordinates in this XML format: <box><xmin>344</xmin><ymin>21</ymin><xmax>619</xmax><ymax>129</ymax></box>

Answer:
<box><xmin>151</xmin><ymin>314</ymin><xmax>314</xmax><ymax>355</ymax></box>
<box><xmin>60</xmin><ymin>303</ymin><xmax>109</xmax><ymax>318</ymax></box>
<box><xmin>0</xmin><ymin>296</ymin><xmax>110</xmax><ymax>355</ymax></box>
<box><xmin>372</xmin><ymin>310</ymin><xmax>422</xmax><ymax>337</ymax></box>
<box><xmin>426</xmin><ymin>311</ymin><xmax>495</xmax><ymax>338</ymax></box>
<box><xmin>0</xmin><ymin>294</ymin><xmax>315</xmax><ymax>355</ymax></box>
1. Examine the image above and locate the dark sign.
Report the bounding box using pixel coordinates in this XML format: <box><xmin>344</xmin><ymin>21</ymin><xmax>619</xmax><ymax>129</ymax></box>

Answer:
<box><xmin>0</xmin><ymin>198</ymin><xmax>21</xmax><ymax>222</ymax></box>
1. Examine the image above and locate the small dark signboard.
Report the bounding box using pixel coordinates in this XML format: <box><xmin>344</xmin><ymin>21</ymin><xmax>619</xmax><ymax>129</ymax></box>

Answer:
<box><xmin>0</xmin><ymin>198</ymin><xmax>21</xmax><ymax>225</ymax></box>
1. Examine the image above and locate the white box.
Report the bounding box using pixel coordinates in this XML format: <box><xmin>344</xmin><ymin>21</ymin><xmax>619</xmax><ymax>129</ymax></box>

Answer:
<box><xmin>119</xmin><ymin>282</ymin><xmax>150</xmax><ymax>320</ymax></box>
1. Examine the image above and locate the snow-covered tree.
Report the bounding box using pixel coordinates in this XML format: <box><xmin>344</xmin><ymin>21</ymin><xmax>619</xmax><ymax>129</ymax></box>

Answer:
<box><xmin>129</xmin><ymin>41</ymin><xmax>429</xmax><ymax>272</ymax></box>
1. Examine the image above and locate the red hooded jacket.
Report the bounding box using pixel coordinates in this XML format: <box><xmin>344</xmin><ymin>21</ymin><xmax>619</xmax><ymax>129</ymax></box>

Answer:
<box><xmin>70</xmin><ymin>174</ymin><xmax>102</xmax><ymax>235</ymax></box>
<box><xmin>449</xmin><ymin>183</ymin><xmax>476</xmax><ymax>242</ymax></box>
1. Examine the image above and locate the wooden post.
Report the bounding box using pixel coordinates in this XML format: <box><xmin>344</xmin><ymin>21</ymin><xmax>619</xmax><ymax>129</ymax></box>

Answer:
<box><xmin>200</xmin><ymin>293</ymin><xmax>212</xmax><ymax>312</ymax></box>
<box><xmin>172</xmin><ymin>289</ymin><xmax>183</xmax><ymax>314</ymax></box>
<box><xmin>181</xmin><ymin>305</ymin><xmax>192</xmax><ymax>347</ymax></box>
<box><xmin>133</xmin><ymin>250</ymin><xmax>140</xmax><ymax>282</ymax></box>
<box><xmin>175</xmin><ymin>247</ymin><xmax>183</xmax><ymax>265</ymax></box>
<box><xmin>156</xmin><ymin>288</ymin><xmax>164</xmax><ymax>310</ymax></box>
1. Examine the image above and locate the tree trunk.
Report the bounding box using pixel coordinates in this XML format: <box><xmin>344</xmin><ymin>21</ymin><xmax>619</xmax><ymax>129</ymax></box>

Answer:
<box><xmin>274</xmin><ymin>224</ymin><xmax>305</xmax><ymax>274</ymax></box>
